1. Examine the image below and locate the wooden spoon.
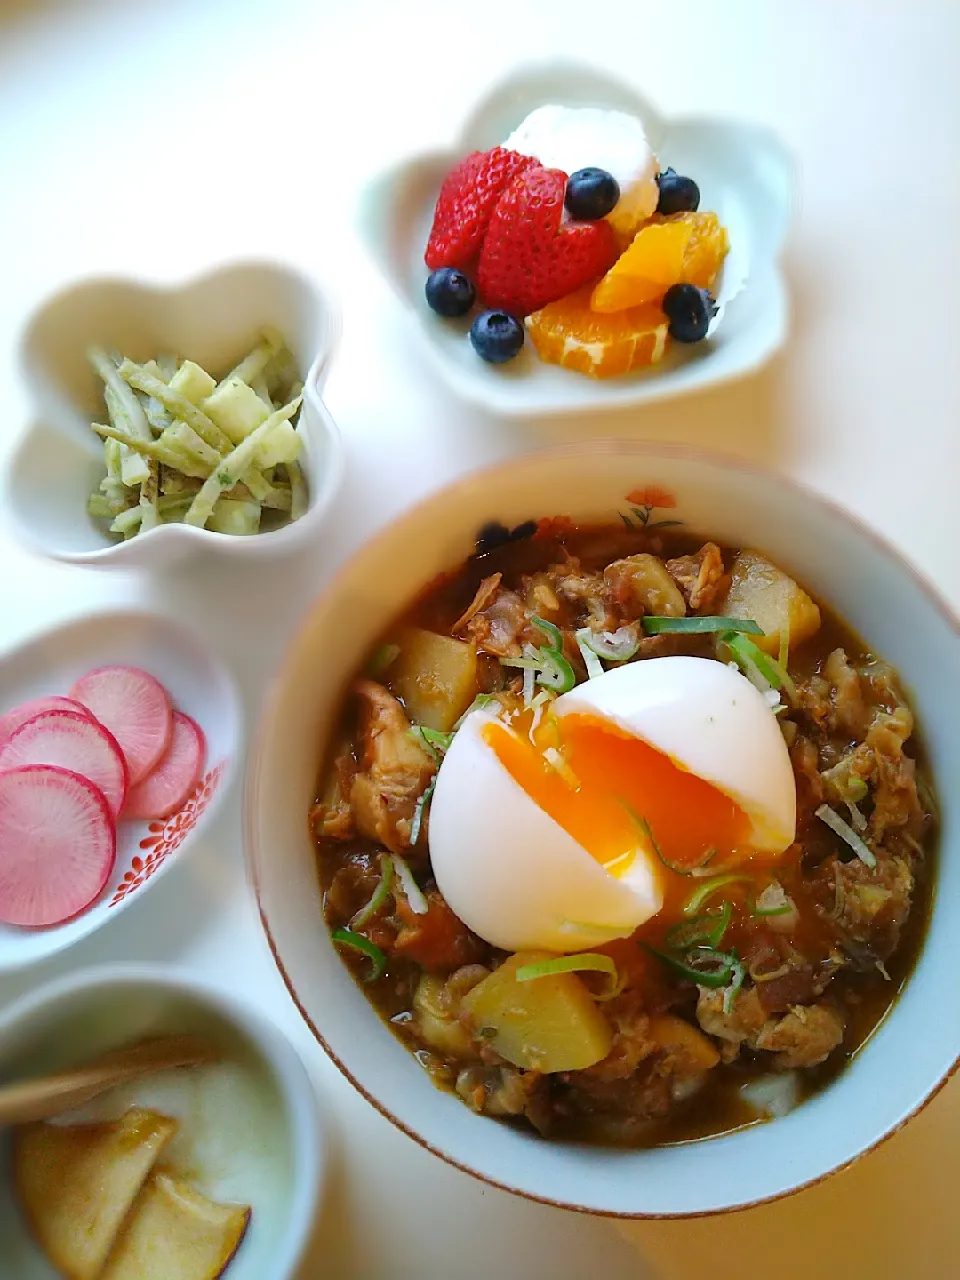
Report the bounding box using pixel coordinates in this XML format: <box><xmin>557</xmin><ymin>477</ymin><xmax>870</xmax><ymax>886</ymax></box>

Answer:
<box><xmin>0</xmin><ymin>1035</ymin><xmax>219</xmax><ymax>1126</ymax></box>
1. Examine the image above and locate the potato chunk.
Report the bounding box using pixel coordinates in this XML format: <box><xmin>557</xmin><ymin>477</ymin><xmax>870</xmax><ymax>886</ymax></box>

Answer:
<box><xmin>413</xmin><ymin>975</ymin><xmax>474</xmax><ymax>1059</ymax></box>
<box><xmin>390</xmin><ymin>628</ymin><xmax>479</xmax><ymax>732</ymax></box>
<box><xmin>720</xmin><ymin>550</ymin><xmax>821</xmax><ymax>656</ymax></box>
<box><xmin>461</xmin><ymin>952</ymin><xmax>613</xmax><ymax>1073</ymax></box>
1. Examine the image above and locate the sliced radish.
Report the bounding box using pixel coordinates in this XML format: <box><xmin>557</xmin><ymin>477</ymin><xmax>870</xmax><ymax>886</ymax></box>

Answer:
<box><xmin>0</xmin><ymin>710</ymin><xmax>129</xmax><ymax>818</ymax></box>
<box><xmin>0</xmin><ymin>765</ymin><xmax>116</xmax><ymax>927</ymax></box>
<box><xmin>69</xmin><ymin>666</ymin><xmax>173</xmax><ymax>786</ymax></box>
<box><xmin>123</xmin><ymin>712</ymin><xmax>206</xmax><ymax>820</ymax></box>
<box><xmin>0</xmin><ymin>697</ymin><xmax>92</xmax><ymax>750</ymax></box>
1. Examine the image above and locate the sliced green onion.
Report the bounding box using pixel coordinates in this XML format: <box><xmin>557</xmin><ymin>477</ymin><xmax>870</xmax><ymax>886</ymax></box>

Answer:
<box><xmin>722</xmin><ymin>957</ymin><xmax>746</xmax><ymax>1013</ymax></box>
<box><xmin>531</xmin><ymin>615</ymin><xmax>563</xmax><ymax>650</ymax></box>
<box><xmin>647</xmin><ymin>945</ymin><xmax>739</xmax><ymax>989</ymax></box>
<box><xmin>516</xmin><ymin>952</ymin><xmax>619</xmax><ymax>999</ymax></box>
<box><xmin>643</xmin><ymin>616</ymin><xmax>764</xmax><ymax>636</ymax></box>
<box><xmin>575</xmin><ymin>628</ymin><xmax>605</xmax><ymax>680</ymax></box>
<box><xmin>410</xmin><ymin>724</ymin><xmax>454</xmax><ymax>763</ymax></box>
<box><xmin>500</xmin><ymin>654</ymin><xmax>545</xmax><ymax>671</ymax></box>
<box><xmin>410</xmin><ymin>780</ymin><xmax>436</xmax><ymax>846</ymax></box>
<box><xmin>393</xmin><ymin>855</ymin><xmax>429</xmax><ymax>914</ymax></box>
<box><xmin>453</xmin><ymin>693</ymin><xmax>499</xmax><ymax>729</ymax></box>
<box><xmin>622</xmin><ymin>805</ymin><xmax>716</xmax><ymax>877</ymax></box>
<box><xmin>537</xmin><ymin>648</ymin><xmax>576</xmax><ymax>693</ymax></box>
<box><xmin>350</xmin><ymin>855</ymin><xmax>394</xmax><ymax>929</ymax></box>
<box><xmin>847</xmin><ymin>777</ymin><xmax>869</xmax><ymax>803</ymax></box>
<box><xmin>815</xmin><ymin>803</ymin><xmax>877</xmax><ymax>868</ymax></box>
<box><xmin>683</xmin><ymin>874</ymin><xmax>753</xmax><ymax>916</ymax></box>
<box><xmin>723</xmin><ymin>632</ymin><xmax>797</xmax><ymax>699</ymax></box>
<box><xmin>332</xmin><ymin>928</ymin><xmax>387</xmax><ymax>982</ymax></box>
<box><xmin>581</xmin><ymin>625</ymin><xmax>641</xmax><ymax>662</ymax></box>
<box><xmin>368</xmin><ymin>642</ymin><xmax>400</xmax><ymax>676</ymax></box>
<box><xmin>665</xmin><ymin>901</ymin><xmax>732</xmax><ymax>951</ymax></box>
<box><xmin>778</xmin><ymin>616</ymin><xmax>791</xmax><ymax>672</ymax></box>
<box><xmin>749</xmin><ymin>881</ymin><xmax>794</xmax><ymax>917</ymax></box>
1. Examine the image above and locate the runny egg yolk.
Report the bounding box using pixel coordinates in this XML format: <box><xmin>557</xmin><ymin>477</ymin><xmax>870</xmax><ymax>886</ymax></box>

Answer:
<box><xmin>485</xmin><ymin>712</ymin><xmax>749</xmax><ymax>876</ymax></box>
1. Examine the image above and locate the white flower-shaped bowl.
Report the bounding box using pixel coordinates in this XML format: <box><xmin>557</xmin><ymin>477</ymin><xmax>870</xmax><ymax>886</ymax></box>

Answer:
<box><xmin>248</xmin><ymin>440</ymin><xmax>960</xmax><ymax>1217</ymax></box>
<box><xmin>0</xmin><ymin>609</ymin><xmax>242</xmax><ymax>971</ymax></box>
<box><xmin>2</xmin><ymin>261</ymin><xmax>343</xmax><ymax>569</ymax></box>
<box><xmin>359</xmin><ymin>60</ymin><xmax>795</xmax><ymax>418</ymax></box>
<box><xmin>0</xmin><ymin>965</ymin><xmax>325</xmax><ymax>1280</ymax></box>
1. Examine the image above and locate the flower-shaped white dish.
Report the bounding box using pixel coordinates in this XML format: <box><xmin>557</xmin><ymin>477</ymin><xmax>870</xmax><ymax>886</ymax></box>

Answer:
<box><xmin>359</xmin><ymin>60</ymin><xmax>795</xmax><ymax>417</ymax></box>
<box><xmin>0</xmin><ymin>965</ymin><xmax>324</xmax><ymax>1280</ymax></box>
<box><xmin>0</xmin><ymin>609</ymin><xmax>242</xmax><ymax>971</ymax></box>
<box><xmin>2</xmin><ymin>261</ymin><xmax>343</xmax><ymax>569</ymax></box>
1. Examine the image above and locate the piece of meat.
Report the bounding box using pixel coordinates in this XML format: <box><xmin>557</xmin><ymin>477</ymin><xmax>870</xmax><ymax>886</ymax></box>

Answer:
<box><xmin>822</xmin><ymin>648</ymin><xmax>872</xmax><ymax>738</ymax></box>
<box><xmin>455</xmin><ymin>1064</ymin><xmax>551</xmax><ymax>1132</ymax></box>
<box><xmin>812</xmin><ymin>849</ymin><xmax>914</xmax><ymax>965</ymax></box>
<box><xmin>753</xmin><ymin>1001</ymin><xmax>846</xmax><ymax>1069</ymax></box>
<box><xmin>311</xmin><ymin>748</ymin><xmax>358</xmax><ymax>841</ymax></box>
<box><xmin>348</xmin><ymin>680</ymin><xmax>436</xmax><ymax>855</ymax></box>
<box><xmin>322</xmin><ymin>850</ymin><xmax>395</xmax><ymax>950</ymax></box>
<box><xmin>581</xmin><ymin>1003</ymin><xmax>656</xmax><ymax>1082</ymax></box>
<box><xmin>547</xmin><ymin>557</ymin><xmax>615</xmax><ymax>629</ymax></box>
<box><xmin>696</xmin><ymin>988</ymin><xmax>846</xmax><ymax>1069</ymax></box>
<box><xmin>520</xmin><ymin>572</ymin><xmax>561</xmax><ymax>619</ymax></box>
<box><xmin>393</xmin><ymin>888</ymin><xmax>488</xmax><ymax>971</ymax></box>
<box><xmin>666</xmin><ymin>542</ymin><xmax>729</xmax><ymax>612</ymax></box>
<box><xmin>791</xmin><ymin>733</ymin><xmax>825</xmax><ymax>824</ymax></box>
<box><xmin>462</xmin><ymin>586</ymin><xmax>531</xmax><ymax>657</ymax></box>
<box><xmin>451</xmin><ymin>572</ymin><xmax>502</xmax><ymax>636</ymax></box>
<box><xmin>559</xmin><ymin>1063</ymin><xmax>674</xmax><ymax>1123</ymax></box>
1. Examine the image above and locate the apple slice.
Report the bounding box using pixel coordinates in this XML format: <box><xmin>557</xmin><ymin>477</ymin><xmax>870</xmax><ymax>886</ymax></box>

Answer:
<box><xmin>13</xmin><ymin>1107</ymin><xmax>177</xmax><ymax>1280</ymax></box>
<box><xmin>100</xmin><ymin>1172</ymin><xmax>251</xmax><ymax>1280</ymax></box>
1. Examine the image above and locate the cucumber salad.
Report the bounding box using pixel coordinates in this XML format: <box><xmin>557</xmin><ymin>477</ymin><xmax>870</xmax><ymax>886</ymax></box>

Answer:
<box><xmin>86</xmin><ymin>329</ymin><xmax>307</xmax><ymax>539</ymax></box>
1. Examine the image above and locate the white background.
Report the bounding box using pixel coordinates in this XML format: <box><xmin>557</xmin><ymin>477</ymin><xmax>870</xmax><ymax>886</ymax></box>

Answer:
<box><xmin>1</xmin><ymin>1</ymin><xmax>958</xmax><ymax>1276</ymax></box>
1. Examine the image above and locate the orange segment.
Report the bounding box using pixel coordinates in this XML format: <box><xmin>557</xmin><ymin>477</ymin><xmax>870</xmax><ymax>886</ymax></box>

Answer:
<box><xmin>590</xmin><ymin>212</ymin><xmax>729</xmax><ymax>313</ymax></box>
<box><xmin>590</xmin><ymin>220</ymin><xmax>694</xmax><ymax>312</ymax></box>
<box><xmin>669</xmin><ymin>211</ymin><xmax>730</xmax><ymax>291</ymax></box>
<box><xmin>527</xmin><ymin>286</ymin><xmax>671</xmax><ymax>380</ymax></box>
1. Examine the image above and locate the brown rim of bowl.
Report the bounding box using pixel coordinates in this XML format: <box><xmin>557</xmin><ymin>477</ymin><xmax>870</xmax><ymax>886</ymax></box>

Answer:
<box><xmin>245</xmin><ymin>437</ymin><xmax>960</xmax><ymax>1220</ymax></box>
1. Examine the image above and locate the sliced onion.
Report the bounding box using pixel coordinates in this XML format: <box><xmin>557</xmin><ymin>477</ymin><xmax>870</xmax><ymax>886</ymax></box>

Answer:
<box><xmin>816</xmin><ymin>803</ymin><xmax>877</xmax><ymax>868</ymax></box>
<box><xmin>393</xmin><ymin>855</ymin><xmax>428</xmax><ymax>914</ymax></box>
<box><xmin>522</xmin><ymin>664</ymin><xmax>535</xmax><ymax>708</ymax></box>
<box><xmin>740</xmin><ymin>1072</ymin><xmax>801</xmax><ymax>1118</ymax></box>
<box><xmin>544</xmin><ymin>746</ymin><xmax>580</xmax><ymax>788</ymax></box>
<box><xmin>574</xmin><ymin>629</ymin><xmax>605</xmax><ymax>679</ymax></box>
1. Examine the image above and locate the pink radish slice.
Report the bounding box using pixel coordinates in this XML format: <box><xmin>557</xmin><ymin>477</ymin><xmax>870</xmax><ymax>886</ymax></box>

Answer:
<box><xmin>123</xmin><ymin>712</ymin><xmax>206</xmax><ymax>820</ymax></box>
<box><xmin>0</xmin><ymin>765</ymin><xmax>116</xmax><ymax>927</ymax></box>
<box><xmin>0</xmin><ymin>697</ymin><xmax>92</xmax><ymax>750</ymax></box>
<box><xmin>69</xmin><ymin>666</ymin><xmax>173</xmax><ymax>786</ymax></box>
<box><xmin>0</xmin><ymin>710</ymin><xmax>128</xmax><ymax>818</ymax></box>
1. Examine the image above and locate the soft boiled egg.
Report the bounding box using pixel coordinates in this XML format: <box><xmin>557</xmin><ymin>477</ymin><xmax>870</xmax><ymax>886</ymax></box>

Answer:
<box><xmin>428</xmin><ymin>656</ymin><xmax>796</xmax><ymax>953</ymax></box>
<box><xmin>502</xmin><ymin>104</ymin><xmax>661</xmax><ymax>240</ymax></box>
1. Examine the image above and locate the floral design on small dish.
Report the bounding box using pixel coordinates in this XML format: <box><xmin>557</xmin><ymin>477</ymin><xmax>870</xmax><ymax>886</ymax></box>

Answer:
<box><xmin>108</xmin><ymin>760</ymin><xmax>228</xmax><ymax>907</ymax></box>
<box><xmin>620</xmin><ymin>485</ymin><xmax>682</xmax><ymax>530</ymax></box>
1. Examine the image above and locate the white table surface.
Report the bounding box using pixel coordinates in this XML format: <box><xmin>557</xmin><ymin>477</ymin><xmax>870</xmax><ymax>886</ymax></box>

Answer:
<box><xmin>1</xmin><ymin>1</ymin><xmax>958</xmax><ymax>1276</ymax></box>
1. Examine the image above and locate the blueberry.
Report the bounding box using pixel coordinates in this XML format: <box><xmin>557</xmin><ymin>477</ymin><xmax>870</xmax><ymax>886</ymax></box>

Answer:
<box><xmin>425</xmin><ymin>267</ymin><xmax>476</xmax><ymax>317</ymax></box>
<box><xmin>564</xmin><ymin>167</ymin><xmax>620</xmax><ymax>220</ymax></box>
<box><xmin>656</xmin><ymin>167</ymin><xmax>700</xmax><ymax>215</ymax></box>
<box><xmin>469</xmin><ymin>310</ymin><xmax>525</xmax><ymax>363</ymax></box>
<box><xmin>662</xmin><ymin>284</ymin><xmax>717</xmax><ymax>343</ymax></box>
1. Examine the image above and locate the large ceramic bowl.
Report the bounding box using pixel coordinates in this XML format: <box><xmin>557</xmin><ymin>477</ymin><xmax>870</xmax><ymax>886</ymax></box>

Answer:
<box><xmin>246</xmin><ymin>442</ymin><xmax>960</xmax><ymax>1217</ymax></box>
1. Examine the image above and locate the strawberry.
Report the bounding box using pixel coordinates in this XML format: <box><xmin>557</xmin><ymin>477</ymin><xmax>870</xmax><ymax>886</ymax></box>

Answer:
<box><xmin>477</xmin><ymin>165</ymin><xmax>619</xmax><ymax>317</ymax></box>
<box><xmin>425</xmin><ymin>147</ymin><xmax>535</xmax><ymax>271</ymax></box>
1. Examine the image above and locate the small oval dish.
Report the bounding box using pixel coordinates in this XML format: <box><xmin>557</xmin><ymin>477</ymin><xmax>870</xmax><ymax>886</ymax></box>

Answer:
<box><xmin>0</xmin><ymin>964</ymin><xmax>324</xmax><ymax>1280</ymax></box>
<box><xmin>2</xmin><ymin>260</ymin><xmax>343</xmax><ymax>569</ymax></box>
<box><xmin>359</xmin><ymin>60</ymin><xmax>794</xmax><ymax>417</ymax></box>
<box><xmin>0</xmin><ymin>609</ymin><xmax>242</xmax><ymax>971</ymax></box>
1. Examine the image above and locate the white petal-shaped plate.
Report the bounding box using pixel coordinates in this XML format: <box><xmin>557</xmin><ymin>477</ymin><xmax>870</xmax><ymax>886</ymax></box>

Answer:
<box><xmin>2</xmin><ymin>261</ymin><xmax>344</xmax><ymax>569</ymax></box>
<box><xmin>359</xmin><ymin>60</ymin><xmax>795</xmax><ymax>417</ymax></box>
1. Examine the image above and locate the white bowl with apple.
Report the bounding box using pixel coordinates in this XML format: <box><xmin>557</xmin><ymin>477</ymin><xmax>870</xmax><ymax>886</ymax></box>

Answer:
<box><xmin>0</xmin><ymin>965</ymin><xmax>325</xmax><ymax>1280</ymax></box>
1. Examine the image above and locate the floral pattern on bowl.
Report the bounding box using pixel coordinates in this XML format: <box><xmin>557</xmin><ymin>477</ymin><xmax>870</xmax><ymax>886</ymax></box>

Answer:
<box><xmin>358</xmin><ymin>60</ymin><xmax>795</xmax><ymax>418</ymax></box>
<box><xmin>1</xmin><ymin>260</ymin><xmax>344</xmax><ymax>569</ymax></box>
